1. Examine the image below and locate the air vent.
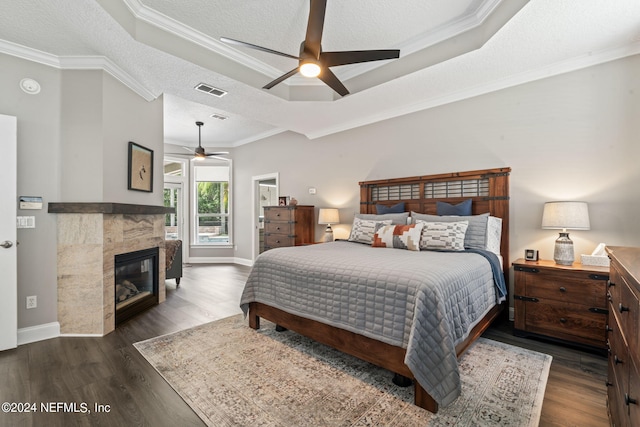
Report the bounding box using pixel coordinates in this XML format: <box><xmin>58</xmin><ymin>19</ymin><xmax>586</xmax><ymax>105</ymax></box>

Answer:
<box><xmin>194</xmin><ymin>83</ymin><xmax>228</xmax><ymax>98</ymax></box>
<box><xmin>210</xmin><ymin>113</ymin><xmax>228</xmax><ymax>121</ymax></box>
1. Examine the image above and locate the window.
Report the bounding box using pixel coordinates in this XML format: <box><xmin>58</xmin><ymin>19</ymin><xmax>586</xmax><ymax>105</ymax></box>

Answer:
<box><xmin>193</xmin><ymin>161</ymin><xmax>231</xmax><ymax>245</ymax></box>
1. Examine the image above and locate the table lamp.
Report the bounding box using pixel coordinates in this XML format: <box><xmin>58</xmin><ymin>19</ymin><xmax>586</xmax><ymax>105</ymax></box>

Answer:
<box><xmin>318</xmin><ymin>208</ymin><xmax>339</xmax><ymax>242</ymax></box>
<box><xmin>541</xmin><ymin>201</ymin><xmax>590</xmax><ymax>265</ymax></box>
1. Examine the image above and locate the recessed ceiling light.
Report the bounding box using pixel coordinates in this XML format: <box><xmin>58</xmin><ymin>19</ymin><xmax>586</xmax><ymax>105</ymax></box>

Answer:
<box><xmin>20</xmin><ymin>78</ymin><xmax>41</xmax><ymax>94</ymax></box>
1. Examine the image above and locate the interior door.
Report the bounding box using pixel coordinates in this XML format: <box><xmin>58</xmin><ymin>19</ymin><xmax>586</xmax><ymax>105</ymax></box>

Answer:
<box><xmin>0</xmin><ymin>115</ymin><xmax>17</xmax><ymax>351</ymax></box>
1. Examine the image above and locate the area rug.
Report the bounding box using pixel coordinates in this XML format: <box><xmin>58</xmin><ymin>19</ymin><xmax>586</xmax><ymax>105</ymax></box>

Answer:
<box><xmin>134</xmin><ymin>315</ymin><xmax>551</xmax><ymax>427</ymax></box>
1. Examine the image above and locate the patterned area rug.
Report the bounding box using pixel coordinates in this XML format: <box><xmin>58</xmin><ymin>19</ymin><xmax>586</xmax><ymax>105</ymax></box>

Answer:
<box><xmin>134</xmin><ymin>315</ymin><xmax>551</xmax><ymax>427</ymax></box>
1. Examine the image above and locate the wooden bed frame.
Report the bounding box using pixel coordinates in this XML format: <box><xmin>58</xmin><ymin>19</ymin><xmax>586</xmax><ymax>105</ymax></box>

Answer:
<box><xmin>248</xmin><ymin>167</ymin><xmax>511</xmax><ymax>413</ymax></box>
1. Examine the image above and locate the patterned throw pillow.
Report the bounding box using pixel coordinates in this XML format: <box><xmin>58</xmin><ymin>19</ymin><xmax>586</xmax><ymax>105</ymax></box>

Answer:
<box><xmin>348</xmin><ymin>218</ymin><xmax>392</xmax><ymax>244</ymax></box>
<box><xmin>372</xmin><ymin>223</ymin><xmax>423</xmax><ymax>251</ymax></box>
<box><xmin>416</xmin><ymin>220</ymin><xmax>469</xmax><ymax>251</ymax></box>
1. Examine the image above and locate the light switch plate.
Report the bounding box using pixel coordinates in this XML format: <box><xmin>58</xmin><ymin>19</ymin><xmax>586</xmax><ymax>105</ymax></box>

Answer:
<box><xmin>17</xmin><ymin>216</ymin><xmax>36</xmax><ymax>229</ymax></box>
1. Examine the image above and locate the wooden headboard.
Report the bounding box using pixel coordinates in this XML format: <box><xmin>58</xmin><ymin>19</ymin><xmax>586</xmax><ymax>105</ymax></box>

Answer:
<box><xmin>359</xmin><ymin>167</ymin><xmax>511</xmax><ymax>282</ymax></box>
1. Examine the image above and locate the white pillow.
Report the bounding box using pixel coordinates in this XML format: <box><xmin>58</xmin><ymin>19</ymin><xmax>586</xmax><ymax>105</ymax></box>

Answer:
<box><xmin>416</xmin><ymin>220</ymin><xmax>469</xmax><ymax>251</ymax></box>
<box><xmin>348</xmin><ymin>217</ymin><xmax>392</xmax><ymax>244</ymax></box>
<box><xmin>486</xmin><ymin>216</ymin><xmax>502</xmax><ymax>256</ymax></box>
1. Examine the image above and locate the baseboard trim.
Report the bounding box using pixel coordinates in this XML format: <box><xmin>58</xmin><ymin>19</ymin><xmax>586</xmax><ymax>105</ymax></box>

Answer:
<box><xmin>18</xmin><ymin>322</ymin><xmax>60</xmax><ymax>345</ymax></box>
<box><xmin>187</xmin><ymin>257</ymin><xmax>253</xmax><ymax>266</ymax></box>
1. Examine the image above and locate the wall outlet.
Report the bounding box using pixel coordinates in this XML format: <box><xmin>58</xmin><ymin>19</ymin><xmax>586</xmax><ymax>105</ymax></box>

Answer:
<box><xmin>26</xmin><ymin>295</ymin><xmax>37</xmax><ymax>309</ymax></box>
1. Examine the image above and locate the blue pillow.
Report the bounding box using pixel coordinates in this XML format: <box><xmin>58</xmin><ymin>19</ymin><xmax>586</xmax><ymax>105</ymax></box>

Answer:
<box><xmin>376</xmin><ymin>202</ymin><xmax>405</xmax><ymax>214</ymax></box>
<box><xmin>436</xmin><ymin>199</ymin><xmax>472</xmax><ymax>216</ymax></box>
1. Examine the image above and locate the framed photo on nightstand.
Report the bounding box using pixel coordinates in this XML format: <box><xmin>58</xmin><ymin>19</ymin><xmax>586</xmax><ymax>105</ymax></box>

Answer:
<box><xmin>524</xmin><ymin>249</ymin><xmax>539</xmax><ymax>261</ymax></box>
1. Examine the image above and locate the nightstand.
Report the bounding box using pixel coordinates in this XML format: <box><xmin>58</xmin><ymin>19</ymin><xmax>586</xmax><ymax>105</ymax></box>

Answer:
<box><xmin>513</xmin><ymin>258</ymin><xmax>610</xmax><ymax>351</ymax></box>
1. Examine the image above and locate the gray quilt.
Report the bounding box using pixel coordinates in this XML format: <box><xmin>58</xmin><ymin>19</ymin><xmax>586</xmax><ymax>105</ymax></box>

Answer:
<box><xmin>240</xmin><ymin>241</ymin><xmax>504</xmax><ymax>407</ymax></box>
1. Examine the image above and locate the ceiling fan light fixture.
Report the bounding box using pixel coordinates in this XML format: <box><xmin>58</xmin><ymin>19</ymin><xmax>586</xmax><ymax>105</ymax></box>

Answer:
<box><xmin>300</xmin><ymin>61</ymin><xmax>321</xmax><ymax>78</ymax></box>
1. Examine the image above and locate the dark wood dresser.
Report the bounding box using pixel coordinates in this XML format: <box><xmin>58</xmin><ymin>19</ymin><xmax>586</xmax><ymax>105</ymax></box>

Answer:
<box><xmin>263</xmin><ymin>205</ymin><xmax>314</xmax><ymax>250</ymax></box>
<box><xmin>513</xmin><ymin>258</ymin><xmax>610</xmax><ymax>351</ymax></box>
<box><xmin>606</xmin><ymin>246</ymin><xmax>640</xmax><ymax>427</ymax></box>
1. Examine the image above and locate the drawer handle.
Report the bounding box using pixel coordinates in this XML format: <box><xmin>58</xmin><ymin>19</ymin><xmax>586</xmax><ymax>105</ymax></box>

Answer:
<box><xmin>606</xmin><ymin>381</ymin><xmax>613</xmax><ymax>387</ymax></box>
<box><xmin>276</xmin><ymin>213</ymin><xmax>280</xmax><ymax>217</ymax></box>
<box><xmin>276</xmin><ymin>226</ymin><xmax>280</xmax><ymax>230</ymax></box>
<box><xmin>559</xmin><ymin>287</ymin><xmax>566</xmax><ymax>293</ymax></box>
<box><xmin>606</xmin><ymin>324</ymin><xmax>613</xmax><ymax>332</ymax></box>
<box><xmin>608</xmin><ymin>280</ymin><xmax>616</xmax><ymax>288</ymax></box>
<box><xmin>625</xmin><ymin>394</ymin><xmax>638</xmax><ymax>406</ymax></box>
<box><xmin>275</xmin><ymin>240</ymin><xmax>280</xmax><ymax>243</ymax></box>
<box><xmin>619</xmin><ymin>303</ymin><xmax>630</xmax><ymax>313</ymax></box>
<box><xmin>614</xmin><ymin>355</ymin><xmax>624</xmax><ymax>365</ymax></box>
<box><xmin>559</xmin><ymin>317</ymin><xmax>567</xmax><ymax>324</ymax></box>
<box><xmin>515</xmin><ymin>266</ymin><xmax>539</xmax><ymax>273</ymax></box>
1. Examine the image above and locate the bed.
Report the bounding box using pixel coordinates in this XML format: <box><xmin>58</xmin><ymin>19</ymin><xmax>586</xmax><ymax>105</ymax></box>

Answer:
<box><xmin>240</xmin><ymin>167</ymin><xmax>511</xmax><ymax>413</ymax></box>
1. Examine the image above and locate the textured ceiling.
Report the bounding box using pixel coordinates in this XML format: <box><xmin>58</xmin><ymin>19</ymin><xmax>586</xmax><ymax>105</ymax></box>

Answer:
<box><xmin>1</xmin><ymin>0</ymin><xmax>639</xmax><ymax>148</ymax></box>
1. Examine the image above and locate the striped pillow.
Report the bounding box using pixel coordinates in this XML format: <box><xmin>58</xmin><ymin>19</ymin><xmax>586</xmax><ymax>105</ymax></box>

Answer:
<box><xmin>416</xmin><ymin>220</ymin><xmax>469</xmax><ymax>251</ymax></box>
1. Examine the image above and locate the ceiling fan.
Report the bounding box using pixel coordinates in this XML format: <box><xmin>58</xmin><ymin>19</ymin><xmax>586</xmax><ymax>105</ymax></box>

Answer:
<box><xmin>220</xmin><ymin>0</ymin><xmax>400</xmax><ymax>96</ymax></box>
<box><xmin>167</xmin><ymin>121</ymin><xmax>228</xmax><ymax>160</ymax></box>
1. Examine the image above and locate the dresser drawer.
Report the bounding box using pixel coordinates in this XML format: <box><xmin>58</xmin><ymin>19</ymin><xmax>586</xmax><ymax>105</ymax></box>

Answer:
<box><xmin>618</xmin><ymin>277</ymin><xmax>639</xmax><ymax>362</ymax></box>
<box><xmin>264</xmin><ymin>208</ymin><xmax>294</xmax><ymax>222</ymax></box>
<box><xmin>523</xmin><ymin>298</ymin><xmax>607</xmax><ymax>347</ymax></box>
<box><xmin>264</xmin><ymin>233</ymin><xmax>295</xmax><ymax>249</ymax></box>
<box><xmin>525</xmin><ymin>272</ymin><xmax>606</xmax><ymax>307</ymax></box>
<box><xmin>265</xmin><ymin>221</ymin><xmax>295</xmax><ymax>235</ymax></box>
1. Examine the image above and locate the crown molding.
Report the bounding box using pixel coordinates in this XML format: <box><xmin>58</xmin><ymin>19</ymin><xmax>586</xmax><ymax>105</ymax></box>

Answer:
<box><xmin>306</xmin><ymin>41</ymin><xmax>640</xmax><ymax>140</ymax></box>
<box><xmin>0</xmin><ymin>40</ymin><xmax>158</xmax><ymax>101</ymax></box>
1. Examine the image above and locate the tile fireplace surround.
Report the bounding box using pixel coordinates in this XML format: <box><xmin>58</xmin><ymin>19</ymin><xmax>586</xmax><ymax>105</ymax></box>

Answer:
<box><xmin>49</xmin><ymin>203</ymin><xmax>174</xmax><ymax>336</ymax></box>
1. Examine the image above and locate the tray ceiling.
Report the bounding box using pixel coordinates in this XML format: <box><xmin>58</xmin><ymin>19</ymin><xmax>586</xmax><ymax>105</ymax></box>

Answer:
<box><xmin>1</xmin><ymin>0</ymin><xmax>639</xmax><ymax>147</ymax></box>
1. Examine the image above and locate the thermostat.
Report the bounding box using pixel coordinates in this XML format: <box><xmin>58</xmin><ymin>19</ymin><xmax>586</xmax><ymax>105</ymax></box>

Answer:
<box><xmin>19</xmin><ymin>196</ymin><xmax>43</xmax><ymax>210</ymax></box>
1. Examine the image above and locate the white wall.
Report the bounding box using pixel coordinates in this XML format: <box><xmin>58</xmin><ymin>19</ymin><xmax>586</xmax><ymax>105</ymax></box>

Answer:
<box><xmin>233</xmin><ymin>54</ymin><xmax>640</xmax><ymax>269</ymax></box>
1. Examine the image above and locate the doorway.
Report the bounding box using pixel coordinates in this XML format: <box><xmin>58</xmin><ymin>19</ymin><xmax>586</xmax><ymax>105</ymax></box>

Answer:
<box><xmin>252</xmin><ymin>173</ymin><xmax>279</xmax><ymax>262</ymax></box>
<box><xmin>163</xmin><ymin>158</ymin><xmax>188</xmax><ymax>262</ymax></box>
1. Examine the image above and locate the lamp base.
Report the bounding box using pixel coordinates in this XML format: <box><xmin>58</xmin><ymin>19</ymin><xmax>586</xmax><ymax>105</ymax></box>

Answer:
<box><xmin>323</xmin><ymin>224</ymin><xmax>334</xmax><ymax>242</ymax></box>
<box><xmin>553</xmin><ymin>232</ymin><xmax>574</xmax><ymax>265</ymax></box>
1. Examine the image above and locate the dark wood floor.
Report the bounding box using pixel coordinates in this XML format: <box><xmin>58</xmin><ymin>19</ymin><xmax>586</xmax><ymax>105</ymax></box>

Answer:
<box><xmin>0</xmin><ymin>264</ymin><xmax>609</xmax><ymax>427</ymax></box>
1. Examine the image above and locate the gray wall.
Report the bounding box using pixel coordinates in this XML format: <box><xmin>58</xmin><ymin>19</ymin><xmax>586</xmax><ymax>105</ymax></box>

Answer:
<box><xmin>1</xmin><ymin>53</ymin><xmax>163</xmax><ymax>329</ymax></box>
<box><xmin>2</xmin><ymin>51</ymin><xmax>639</xmax><ymax>332</ymax></box>
<box><xmin>233</xmin><ymin>54</ymin><xmax>640</xmax><ymax>269</ymax></box>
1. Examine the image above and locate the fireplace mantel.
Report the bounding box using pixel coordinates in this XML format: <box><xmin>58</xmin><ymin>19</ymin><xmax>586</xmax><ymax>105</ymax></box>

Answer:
<box><xmin>48</xmin><ymin>202</ymin><xmax>174</xmax><ymax>215</ymax></box>
<box><xmin>50</xmin><ymin>204</ymin><xmax>171</xmax><ymax>336</ymax></box>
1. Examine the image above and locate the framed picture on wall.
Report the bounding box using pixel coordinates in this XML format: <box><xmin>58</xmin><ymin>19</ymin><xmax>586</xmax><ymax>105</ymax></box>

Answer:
<box><xmin>128</xmin><ymin>141</ymin><xmax>153</xmax><ymax>192</ymax></box>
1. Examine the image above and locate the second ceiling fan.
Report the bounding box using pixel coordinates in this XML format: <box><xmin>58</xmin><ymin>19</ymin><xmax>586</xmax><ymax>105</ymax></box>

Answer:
<box><xmin>221</xmin><ymin>0</ymin><xmax>400</xmax><ymax>96</ymax></box>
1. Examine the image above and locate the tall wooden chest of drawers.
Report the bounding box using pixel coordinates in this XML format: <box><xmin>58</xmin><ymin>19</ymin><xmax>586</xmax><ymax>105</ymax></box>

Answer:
<box><xmin>263</xmin><ymin>205</ymin><xmax>314</xmax><ymax>250</ymax></box>
<box><xmin>606</xmin><ymin>246</ymin><xmax>640</xmax><ymax>427</ymax></box>
<box><xmin>513</xmin><ymin>259</ymin><xmax>610</xmax><ymax>350</ymax></box>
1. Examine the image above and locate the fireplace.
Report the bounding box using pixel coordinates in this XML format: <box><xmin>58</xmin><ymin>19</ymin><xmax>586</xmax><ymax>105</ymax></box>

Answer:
<box><xmin>115</xmin><ymin>247</ymin><xmax>159</xmax><ymax>325</ymax></box>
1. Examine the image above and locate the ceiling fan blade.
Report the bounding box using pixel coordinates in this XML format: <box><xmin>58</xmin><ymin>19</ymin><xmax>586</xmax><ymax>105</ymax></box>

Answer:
<box><xmin>220</xmin><ymin>37</ymin><xmax>300</xmax><ymax>60</ymax></box>
<box><xmin>321</xmin><ymin>49</ymin><xmax>400</xmax><ymax>67</ymax></box>
<box><xmin>304</xmin><ymin>0</ymin><xmax>327</xmax><ymax>59</ymax></box>
<box><xmin>263</xmin><ymin>67</ymin><xmax>300</xmax><ymax>90</ymax></box>
<box><xmin>204</xmin><ymin>154</ymin><xmax>229</xmax><ymax>161</ymax></box>
<box><xmin>318</xmin><ymin>67</ymin><xmax>349</xmax><ymax>96</ymax></box>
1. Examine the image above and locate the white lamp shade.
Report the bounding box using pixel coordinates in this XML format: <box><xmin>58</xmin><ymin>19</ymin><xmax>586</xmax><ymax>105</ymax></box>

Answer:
<box><xmin>318</xmin><ymin>208</ymin><xmax>339</xmax><ymax>225</ymax></box>
<box><xmin>541</xmin><ymin>201</ymin><xmax>590</xmax><ymax>230</ymax></box>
